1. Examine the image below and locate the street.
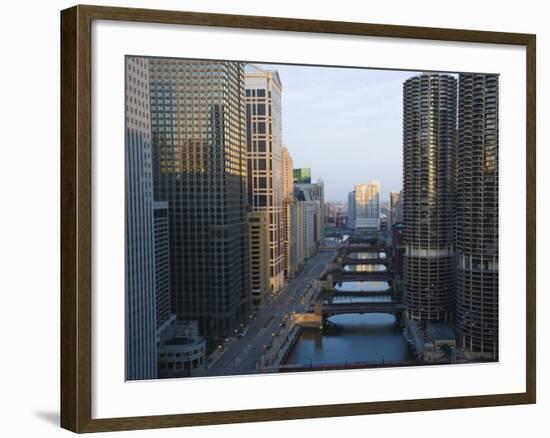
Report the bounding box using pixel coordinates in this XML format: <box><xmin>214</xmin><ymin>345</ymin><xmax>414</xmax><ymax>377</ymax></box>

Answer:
<box><xmin>204</xmin><ymin>248</ymin><xmax>336</xmax><ymax>376</ymax></box>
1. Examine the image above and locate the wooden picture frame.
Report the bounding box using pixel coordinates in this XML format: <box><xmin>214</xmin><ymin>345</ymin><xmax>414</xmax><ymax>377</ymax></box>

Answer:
<box><xmin>60</xmin><ymin>4</ymin><xmax>536</xmax><ymax>433</ymax></box>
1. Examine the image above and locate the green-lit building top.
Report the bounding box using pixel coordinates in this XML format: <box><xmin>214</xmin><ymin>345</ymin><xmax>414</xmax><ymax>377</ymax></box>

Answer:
<box><xmin>293</xmin><ymin>168</ymin><xmax>311</xmax><ymax>184</ymax></box>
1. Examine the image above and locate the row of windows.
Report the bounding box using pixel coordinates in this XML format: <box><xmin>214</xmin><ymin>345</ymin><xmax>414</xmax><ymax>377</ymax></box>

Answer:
<box><xmin>159</xmin><ymin>350</ymin><xmax>203</xmax><ymax>358</ymax></box>
<box><xmin>159</xmin><ymin>357</ymin><xmax>204</xmax><ymax>370</ymax></box>
<box><xmin>150</xmin><ymin>62</ymin><xmax>229</xmax><ymax>71</ymax></box>
<box><xmin>246</xmin><ymin>103</ymin><xmax>266</xmax><ymax>116</ymax></box>
<box><xmin>245</xmin><ymin>88</ymin><xmax>266</xmax><ymax>97</ymax></box>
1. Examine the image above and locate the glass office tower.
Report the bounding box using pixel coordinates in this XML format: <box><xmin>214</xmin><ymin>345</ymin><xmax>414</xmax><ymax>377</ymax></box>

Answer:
<box><xmin>149</xmin><ymin>59</ymin><xmax>250</xmax><ymax>337</ymax></box>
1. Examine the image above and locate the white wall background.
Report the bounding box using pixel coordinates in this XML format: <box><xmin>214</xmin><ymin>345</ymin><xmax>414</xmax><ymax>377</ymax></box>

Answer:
<box><xmin>0</xmin><ymin>0</ymin><xmax>546</xmax><ymax>437</ymax></box>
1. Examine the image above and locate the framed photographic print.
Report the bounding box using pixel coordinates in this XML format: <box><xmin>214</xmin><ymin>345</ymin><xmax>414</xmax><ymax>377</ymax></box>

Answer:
<box><xmin>60</xmin><ymin>4</ymin><xmax>536</xmax><ymax>433</ymax></box>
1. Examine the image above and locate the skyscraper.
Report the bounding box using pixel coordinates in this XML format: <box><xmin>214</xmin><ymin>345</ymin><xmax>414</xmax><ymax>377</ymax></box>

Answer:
<box><xmin>347</xmin><ymin>190</ymin><xmax>355</xmax><ymax>229</ymax></box>
<box><xmin>353</xmin><ymin>181</ymin><xmax>381</xmax><ymax>231</ymax></box>
<box><xmin>281</xmin><ymin>146</ymin><xmax>296</xmax><ymax>278</ymax></box>
<box><xmin>245</xmin><ymin>65</ymin><xmax>285</xmax><ymax>293</ymax></box>
<box><xmin>150</xmin><ymin>59</ymin><xmax>250</xmax><ymax>337</ymax></box>
<box><xmin>294</xmin><ymin>199</ymin><xmax>319</xmax><ymax>264</ymax></box>
<box><xmin>389</xmin><ymin>190</ymin><xmax>403</xmax><ymax>229</ymax></box>
<box><xmin>125</xmin><ymin>56</ymin><xmax>157</xmax><ymax>380</ymax></box>
<box><xmin>403</xmin><ymin>73</ymin><xmax>457</xmax><ymax>322</ymax></box>
<box><xmin>293</xmin><ymin>168</ymin><xmax>311</xmax><ymax>184</ymax></box>
<box><xmin>295</xmin><ymin>179</ymin><xmax>325</xmax><ymax>243</ymax></box>
<box><xmin>456</xmin><ymin>74</ymin><xmax>499</xmax><ymax>359</ymax></box>
<box><xmin>153</xmin><ymin>201</ymin><xmax>174</xmax><ymax>337</ymax></box>
<box><xmin>248</xmin><ymin>211</ymin><xmax>271</xmax><ymax>308</ymax></box>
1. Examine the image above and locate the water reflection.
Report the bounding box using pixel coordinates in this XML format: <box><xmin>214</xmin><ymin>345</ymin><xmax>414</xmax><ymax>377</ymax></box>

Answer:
<box><xmin>284</xmin><ymin>314</ymin><xmax>412</xmax><ymax>366</ymax></box>
<box><xmin>331</xmin><ymin>295</ymin><xmax>392</xmax><ymax>303</ymax></box>
<box><xmin>343</xmin><ymin>264</ymin><xmax>387</xmax><ymax>272</ymax></box>
<box><xmin>348</xmin><ymin>251</ymin><xmax>386</xmax><ymax>259</ymax></box>
<box><xmin>335</xmin><ymin>281</ymin><xmax>391</xmax><ymax>292</ymax></box>
<box><xmin>283</xmin><ymin>242</ymin><xmax>414</xmax><ymax>369</ymax></box>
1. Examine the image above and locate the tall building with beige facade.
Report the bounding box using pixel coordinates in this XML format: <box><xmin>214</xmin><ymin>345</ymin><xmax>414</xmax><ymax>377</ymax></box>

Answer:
<box><xmin>245</xmin><ymin>65</ymin><xmax>285</xmax><ymax>293</ymax></box>
<box><xmin>281</xmin><ymin>146</ymin><xmax>296</xmax><ymax>279</ymax></box>
<box><xmin>353</xmin><ymin>181</ymin><xmax>381</xmax><ymax>231</ymax></box>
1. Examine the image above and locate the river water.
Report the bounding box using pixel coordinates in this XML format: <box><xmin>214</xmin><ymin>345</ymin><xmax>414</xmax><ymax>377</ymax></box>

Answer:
<box><xmin>348</xmin><ymin>251</ymin><xmax>386</xmax><ymax>259</ymax></box>
<box><xmin>284</xmin><ymin>252</ymin><xmax>412</xmax><ymax>367</ymax></box>
<box><xmin>283</xmin><ymin>313</ymin><xmax>412</xmax><ymax>366</ymax></box>
<box><xmin>343</xmin><ymin>264</ymin><xmax>387</xmax><ymax>272</ymax></box>
<box><xmin>335</xmin><ymin>281</ymin><xmax>391</xmax><ymax>292</ymax></box>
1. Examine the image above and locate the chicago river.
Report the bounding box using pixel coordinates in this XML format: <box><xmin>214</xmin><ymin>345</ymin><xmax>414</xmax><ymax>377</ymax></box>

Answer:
<box><xmin>203</xmin><ymin>236</ymin><xmax>414</xmax><ymax>376</ymax></box>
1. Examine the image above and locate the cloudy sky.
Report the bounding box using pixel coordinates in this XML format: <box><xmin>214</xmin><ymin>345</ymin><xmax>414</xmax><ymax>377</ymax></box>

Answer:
<box><xmin>255</xmin><ymin>63</ymin><xmax>420</xmax><ymax>203</ymax></box>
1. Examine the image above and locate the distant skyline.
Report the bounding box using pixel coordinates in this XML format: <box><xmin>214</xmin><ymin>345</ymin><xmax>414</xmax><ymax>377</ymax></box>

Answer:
<box><xmin>254</xmin><ymin>63</ymin><xmax>420</xmax><ymax>203</ymax></box>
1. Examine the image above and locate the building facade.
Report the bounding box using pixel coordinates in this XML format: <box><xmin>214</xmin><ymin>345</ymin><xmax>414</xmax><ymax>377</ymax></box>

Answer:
<box><xmin>325</xmin><ymin>202</ymin><xmax>346</xmax><ymax>227</ymax></box>
<box><xmin>295</xmin><ymin>200</ymin><xmax>319</xmax><ymax>264</ymax></box>
<box><xmin>150</xmin><ymin>59</ymin><xmax>250</xmax><ymax>337</ymax></box>
<box><xmin>290</xmin><ymin>201</ymin><xmax>298</xmax><ymax>273</ymax></box>
<box><xmin>353</xmin><ymin>181</ymin><xmax>381</xmax><ymax>231</ymax></box>
<box><xmin>245</xmin><ymin>65</ymin><xmax>285</xmax><ymax>293</ymax></box>
<box><xmin>153</xmin><ymin>201</ymin><xmax>173</xmax><ymax>339</ymax></box>
<box><xmin>158</xmin><ymin>321</ymin><xmax>206</xmax><ymax>378</ymax></box>
<box><xmin>456</xmin><ymin>74</ymin><xmax>499</xmax><ymax>359</ymax></box>
<box><xmin>248</xmin><ymin>211</ymin><xmax>271</xmax><ymax>308</ymax></box>
<box><xmin>281</xmin><ymin>146</ymin><xmax>296</xmax><ymax>279</ymax></box>
<box><xmin>403</xmin><ymin>73</ymin><xmax>457</xmax><ymax>322</ymax></box>
<box><xmin>125</xmin><ymin>56</ymin><xmax>157</xmax><ymax>380</ymax></box>
<box><xmin>347</xmin><ymin>190</ymin><xmax>356</xmax><ymax>229</ymax></box>
<box><xmin>389</xmin><ymin>190</ymin><xmax>403</xmax><ymax>229</ymax></box>
<box><xmin>293</xmin><ymin>167</ymin><xmax>311</xmax><ymax>184</ymax></box>
<box><xmin>295</xmin><ymin>179</ymin><xmax>325</xmax><ymax>243</ymax></box>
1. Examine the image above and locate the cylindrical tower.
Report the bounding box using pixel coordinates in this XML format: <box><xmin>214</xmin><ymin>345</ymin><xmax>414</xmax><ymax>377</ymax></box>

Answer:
<box><xmin>456</xmin><ymin>73</ymin><xmax>499</xmax><ymax>359</ymax></box>
<box><xmin>403</xmin><ymin>73</ymin><xmax>457</xmax><ymax>322</ymax></box>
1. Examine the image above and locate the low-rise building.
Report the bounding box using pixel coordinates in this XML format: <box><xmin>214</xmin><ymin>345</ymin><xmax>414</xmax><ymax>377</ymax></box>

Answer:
<box><xmin>158</xmin><ymin>321</ymin><xmax>206</xmax><ymax>378</ymax></box>
<box><xmin>423</xmin><ymin>322</ymin><xmax>456</xmax><ymax>362</ymax></box>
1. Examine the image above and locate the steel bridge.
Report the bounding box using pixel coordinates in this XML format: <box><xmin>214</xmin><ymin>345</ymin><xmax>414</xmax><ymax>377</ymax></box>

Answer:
<box><xmin>332</xmin><ymin>272</ymin><xmax>391</xmax><ymax>282</ymax></box>
<box><xmin>342</xmin><ymin>255</ymin><xmax>387</xmax><ymax>264</ymax></box>
<box><xmin>313</xmin><ymin>301</ymin><xmax>406</xmax><ymax>317</ymax></box>
<box><xmin>331</xmin><ymin>289</ymin><xmax>393</xmax><ymax>297</ymax></box>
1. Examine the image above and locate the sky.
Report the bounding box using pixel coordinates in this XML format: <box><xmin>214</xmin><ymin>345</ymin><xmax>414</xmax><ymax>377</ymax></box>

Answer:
<box><xmin>255</xmin><ymin>63</ymin><xmax>420</xmax><ymax>203</ymax></box>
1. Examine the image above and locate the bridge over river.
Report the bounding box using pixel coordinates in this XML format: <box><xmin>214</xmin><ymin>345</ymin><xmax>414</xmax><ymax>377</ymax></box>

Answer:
<box><xmin>282</xmin><ymin>237</ymin><xmax>414</xmax><ymax>371</ymax></box>
<box><xmin>331</xmin><ymin>272</ymin><xmax>391</xmax><ymax>282</ymax></box>
<box><xmin>331</xmin><ymin>289</ymin><xmax>393</xmax><ymax>297</ymax></box>
<box><xmin>342</xmin><ymin>256</ymin><xmax>388</xmax><ymax>265</ymax></box>
<box><xmin>312</xmin><ymin>301</ymin><xmax>406</xmax><ymax>317</ymax></box>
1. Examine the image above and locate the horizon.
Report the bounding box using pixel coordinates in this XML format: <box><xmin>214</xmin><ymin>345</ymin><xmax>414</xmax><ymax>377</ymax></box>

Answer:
<box><xmin>253</xmin><ymin>63</ymin><xmax>421</xmax><ymax>203</ymax></box>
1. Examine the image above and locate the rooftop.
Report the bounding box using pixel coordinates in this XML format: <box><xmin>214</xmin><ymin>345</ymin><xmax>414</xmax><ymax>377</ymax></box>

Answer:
<box><xmin>163</xmin><ymin>337</ymin><xmax>195</xmax><ymax>346</ymax></box>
